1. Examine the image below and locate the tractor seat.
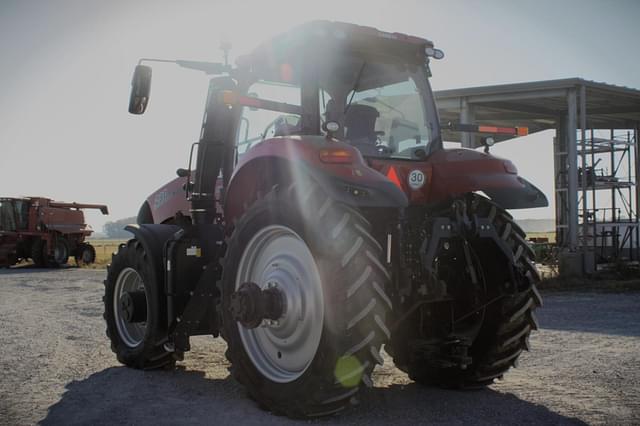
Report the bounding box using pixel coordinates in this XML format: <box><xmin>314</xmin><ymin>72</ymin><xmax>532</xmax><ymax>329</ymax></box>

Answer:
<box><xmin>345</xmin><ymin>104</ymin><xmax>380</xmax><ymax>155</ymax></box>
<box><xmin>345</xmin><ymin>104</ymin><xmax>380</xmax><ymax>144</ymax></box>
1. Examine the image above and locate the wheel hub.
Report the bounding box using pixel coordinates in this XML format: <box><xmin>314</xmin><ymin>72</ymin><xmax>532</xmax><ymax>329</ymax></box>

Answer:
<box><xmin>113</xmin><ymin>267</ymin><xmax>148</xmax><ymax>348</ymax></box>
<box><xmin>120</xmin><ymin>290</ymin><xmax>147</xmax><ymax>323</ymax></box>
<box><xmin>230</xmin><ymin>282</ymin><xmax>285</xmax><ymax>329</ymax></box>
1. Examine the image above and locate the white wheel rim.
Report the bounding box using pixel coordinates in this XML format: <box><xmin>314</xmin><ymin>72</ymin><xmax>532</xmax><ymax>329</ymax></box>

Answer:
<box><xmin>114</xmin><ymin>267</ymin><xmax>148</xmax><ymax>348</ymax></box>
<box><xmin>236</xmin><ymin>225</ymin><xmax>324</xmax><ymax>383</ymax></box>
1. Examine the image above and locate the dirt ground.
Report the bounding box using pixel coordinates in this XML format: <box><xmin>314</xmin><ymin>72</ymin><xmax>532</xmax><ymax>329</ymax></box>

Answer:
<box><xmin>1</xmin><ymin>267</ymin><xmax>638</xmax><ymax>425</ymax></box>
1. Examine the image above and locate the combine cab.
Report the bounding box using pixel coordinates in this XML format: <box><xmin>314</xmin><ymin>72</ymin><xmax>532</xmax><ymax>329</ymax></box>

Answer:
<box><xmin>105</xmin><ymin>21</ymin><xmax>547</xmax><ymax>418</ymax></box>
<box><xmin>0</xmin><ymin>197</ymin><xmax>108</xmax><ymax>267</ymax></box>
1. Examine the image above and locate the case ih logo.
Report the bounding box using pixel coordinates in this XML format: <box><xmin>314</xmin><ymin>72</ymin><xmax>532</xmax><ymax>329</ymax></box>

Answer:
<box><xmin>153</xmin><ymin>189</ymin><xmax>173</xmax><ymax>209</ymax></box>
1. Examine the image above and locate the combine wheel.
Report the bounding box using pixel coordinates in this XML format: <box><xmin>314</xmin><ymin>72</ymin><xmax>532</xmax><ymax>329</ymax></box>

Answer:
<box><xmin>405</xmin><ymin>195</ymin><xmax>542</xmax><ymax>388</ymax></box>
<box><xmin>103</xmin><ymin>240</ymin><xmax>175</xmax><ymax>369</ymax></box>
<box><xmin>222</xmin><ymin>183</ymin><xmax>391</xmax><ymax>418</ymax></box>
<box><xmin>76</xmin><ymin>243</ymin><xmax>96</xmax><ymax>266</ymax></box>
<box><xmin>50</xmin><ymin>239</ymin><xmax>69</xmax><ymax>266</ymax></box>
<box><xmin>30</xmin><ymin>239</ymin><xmax>46</xmax><ymax>267</ymax></box>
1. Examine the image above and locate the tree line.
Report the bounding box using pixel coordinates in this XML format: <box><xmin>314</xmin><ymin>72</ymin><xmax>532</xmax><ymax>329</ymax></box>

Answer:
<box><xmin>102</xmin><ymin>216</ymin><xmax>136</xmax><ymax>239</ymax></box>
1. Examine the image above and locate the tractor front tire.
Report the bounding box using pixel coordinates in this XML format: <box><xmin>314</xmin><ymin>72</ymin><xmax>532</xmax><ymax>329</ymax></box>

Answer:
<box><xmin>405</xmin><ymin>196</ymin><xmax>542</xmax><ymax>388</ymax></box>
<box><xmin>103</xmin><ymin>240</ymin><xmax>175</xmax><ymax>369</ymax></box>
<box><xmin>222</xmin><ymin>183</ymin><xmax>391</xmax><ymax>418</ymax></box>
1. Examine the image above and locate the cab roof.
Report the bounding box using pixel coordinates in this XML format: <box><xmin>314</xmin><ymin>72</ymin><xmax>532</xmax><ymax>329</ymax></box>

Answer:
<box><xmin>237</xmin><ymin>20</ymin><xmax>434</xmax><ymax>72</ymax></box>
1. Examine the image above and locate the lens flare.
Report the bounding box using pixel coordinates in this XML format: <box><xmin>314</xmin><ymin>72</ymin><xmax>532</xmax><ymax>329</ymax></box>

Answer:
<box><xmin>334</xmin><ymin>355</ymin><xmax>363</xmax><ymax>388</ymax></box>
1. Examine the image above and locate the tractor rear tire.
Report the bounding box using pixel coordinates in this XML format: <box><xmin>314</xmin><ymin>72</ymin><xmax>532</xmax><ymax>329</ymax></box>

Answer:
<box><xmin>402</xmin><ymin>196</ymin><xmax>542</xmax><ymax>389</ymax></box>
<box><xmin>30</xmin><ymin>239</ymin><xmax>46</xmax><ymax>267</ymax></box>
<box><xmin>76</xmin><ymin>243</ymin><xmax>96</xmax><ymax>266</ymax></box>
<box><xmin>103</xmin><ymin>240</ymin><xmax>175</xmax><ymax>369</ymax></box>
<box><xmin>221</xmin><ymin>183</ymin><xmax>391</xmax><ymax>418</ymax></box>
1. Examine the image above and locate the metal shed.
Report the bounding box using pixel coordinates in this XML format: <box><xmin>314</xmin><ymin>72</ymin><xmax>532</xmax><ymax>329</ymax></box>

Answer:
<box><xmin>435</xmin><ymin>78</ymin><xmax>640</xmax><ymax>274</ymax></box>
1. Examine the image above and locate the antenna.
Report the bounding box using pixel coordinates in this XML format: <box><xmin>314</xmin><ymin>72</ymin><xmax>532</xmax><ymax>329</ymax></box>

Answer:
<box><xmin>220</xmin><ymin>39</ymin><xmax>232</xmax><ymax>67</ymax></box>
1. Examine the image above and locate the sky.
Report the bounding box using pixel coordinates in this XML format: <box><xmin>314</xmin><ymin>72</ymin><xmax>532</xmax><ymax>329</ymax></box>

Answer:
<box><xmin>1</xmin><ymin>0</ymin><xmax>639</xmax><ymax>232</ymax></box>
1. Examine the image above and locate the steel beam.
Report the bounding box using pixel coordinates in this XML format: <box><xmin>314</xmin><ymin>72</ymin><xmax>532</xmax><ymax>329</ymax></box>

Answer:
<box><xmin>465</xmin><ymin>89</ymin><xmax>567</xmax><ymax>104</ymax></box>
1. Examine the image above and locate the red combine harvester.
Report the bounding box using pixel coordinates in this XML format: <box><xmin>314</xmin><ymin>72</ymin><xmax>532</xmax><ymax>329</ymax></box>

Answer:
<box><xmin>0</xmin><ymin>197</ymin><xmax>108</xmax><ymax>267</ymax></box>
<box><xmin>105</xmin><ymin>21</ymin><xmax>547</xmax><ymax>418</ymax></box>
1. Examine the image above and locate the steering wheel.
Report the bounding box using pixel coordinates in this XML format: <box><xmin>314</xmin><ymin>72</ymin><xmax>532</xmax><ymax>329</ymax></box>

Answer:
<box><xmin>262</xmin><ymin>115</ymin><xmax>301</xmax><ymax>139</ymax></box>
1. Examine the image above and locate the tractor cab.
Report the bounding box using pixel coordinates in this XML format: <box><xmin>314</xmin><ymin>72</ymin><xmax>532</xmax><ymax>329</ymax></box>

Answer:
<box><xmin>232</xmin><ymin>21</ymin><xmax>443</xmax><ymax>161</ymax></box>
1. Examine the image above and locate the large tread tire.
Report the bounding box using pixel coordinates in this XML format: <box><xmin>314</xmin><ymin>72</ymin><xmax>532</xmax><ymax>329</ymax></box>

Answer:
<box><xmin>49</xmin><ymin>238</ymin><xmax>69</xmax><ymax>267</ymax></box>
<box><xmin>75</xmin><ymin>243</ymin><xmax>96</xmax><ymax>266</ymax></box>
<box><xmin>405</xmin><ymin>196</ymin><xmax>542</xmax><ymax>388</ymax></box>
<box><xmin>30</xmin><ymin>239</ymin><xmax>46</xmax><ymax>268</ymax></box>
<box><xmin>103</xmin><ymin>240</ymin><xmax>175</xmax><ymax>370</ymax></box>
<box><xmin>221</xmin><ymin>183</ymin><xmax>391</xmax><ymax>418</ymax></box>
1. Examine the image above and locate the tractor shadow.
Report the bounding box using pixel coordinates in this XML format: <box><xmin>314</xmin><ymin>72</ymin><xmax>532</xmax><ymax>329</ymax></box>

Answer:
<box><xmin>351</xmin><ymin>382</ymin><xmax>586</xmax><ymax>425</ymax></box>
<box><xmin>41</xmin><ymin>366</ymin><xmax>584</xmax><ymax>425</ymax></box>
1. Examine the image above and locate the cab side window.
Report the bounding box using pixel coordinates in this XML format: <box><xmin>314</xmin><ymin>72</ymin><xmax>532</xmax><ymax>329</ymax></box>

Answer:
<box><xmin>235</xmin><ymin>81</ymin><xmax>301</xmax><ymax>160</ymax></box>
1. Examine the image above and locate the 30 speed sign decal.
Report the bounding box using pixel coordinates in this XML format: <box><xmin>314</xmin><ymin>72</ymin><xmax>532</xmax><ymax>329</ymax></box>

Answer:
<box><xmin>408</xmin><ymin>170</ymin><xmax>426</xmax><ymax>190</ymax></box>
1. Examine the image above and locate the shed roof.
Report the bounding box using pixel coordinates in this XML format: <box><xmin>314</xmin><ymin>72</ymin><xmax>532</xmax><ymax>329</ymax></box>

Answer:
<box><xmin>435</xmin><ymin>78</ymin><xmax>640</xmax><ymax>143</ymax></box>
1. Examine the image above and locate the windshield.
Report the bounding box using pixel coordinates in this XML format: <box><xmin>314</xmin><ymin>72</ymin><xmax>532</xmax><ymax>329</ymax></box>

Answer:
<box><xmin>234</xmin><ymin>50</ymin><xmax>439</xmax><ymax>161</ymax></box>
<box><xmin>0</xmin><ymin>201</ymin><xmax>17</xmax><ymax>232</ymax></box>
<box><xmin>346</xmin><ymin>78</ymin><xmax>431</xmax><ymax>159</ymax></box>
<box><xmin>318</xmin><ymin>55</ymin><xmax>438</xmax><ymax>160</ymax></box>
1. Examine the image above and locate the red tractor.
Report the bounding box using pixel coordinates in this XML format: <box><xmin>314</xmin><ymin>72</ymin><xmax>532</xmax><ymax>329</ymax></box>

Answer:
<box><xmin>0</xmin><ymin>197</ymin><xmax>108</xmax><ymax>267</ymax></box>
<box><xmin>105</xmin><ymin>21</ymin><xmax>546</xmax><ymax>418</ymax></box>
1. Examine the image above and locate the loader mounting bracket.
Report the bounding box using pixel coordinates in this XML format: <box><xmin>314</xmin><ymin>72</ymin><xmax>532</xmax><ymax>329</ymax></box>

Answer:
<box><xmin>164</xmin><ymin>223</ymin><xmax>224</xmax><ymax>352</ymax></box>
<box><xmin>420</xmin><ymin>215</ymin><xmax>515</xmax><ymax>276</ymax></box>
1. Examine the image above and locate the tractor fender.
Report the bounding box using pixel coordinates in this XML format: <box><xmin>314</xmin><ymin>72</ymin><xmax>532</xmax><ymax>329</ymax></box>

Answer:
<box><xmin>224</xmin><ymin>136</ymin><xmax>408</xmax><ymax>226</ymax></box>
<box><xmin>143</xmin><ymin>176</ymin><xmax>190</xmax><ymax>225</ymax></box>
<box><xmin>428</xmin><ymin>149</ymin><xmax>548</xmax><ymax>209</ymax></box>
<box><xmin>136</xmin><ymin>201</ymin><xmax>154</xmax><ymax>224</ymax></box>
<box><xmin>482</xmin><ymin>176</ymin><xmax>547</xmax><ymax>210</ymax></box>
<box><xmin>124</xmin><ymin>224</ymin><xmax>181</xmax><ymax>287</ymax></box>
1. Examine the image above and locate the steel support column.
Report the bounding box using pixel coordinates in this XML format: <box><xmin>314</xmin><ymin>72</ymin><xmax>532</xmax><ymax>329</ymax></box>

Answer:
<box><xmin>579</xmin><ymin>85</ymin><xmax>588</xmax><ymax>254</ymax></box>
<box><xmin>636</xmin><ymin>124</ymin><xmax>640</xmax><ymax>223</ymax></box>
<box><xmin>460</xmin><ymin>97</ymin><xmax>475</xmax><ymax>148</ymax></box>
<box><xmin>567</xmin><ymin>88</ymin><xmax>578</xmax><ymax>251</ymax></box>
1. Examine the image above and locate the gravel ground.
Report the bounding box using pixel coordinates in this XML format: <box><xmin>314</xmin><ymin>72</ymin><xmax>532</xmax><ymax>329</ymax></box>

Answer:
<box><xmin>0</xmin><ymin>267</ymin><xmax>639</xmax><ymax>425</ymax></box>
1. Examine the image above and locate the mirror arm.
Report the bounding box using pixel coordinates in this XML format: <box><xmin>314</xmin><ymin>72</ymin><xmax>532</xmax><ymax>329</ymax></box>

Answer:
<box><xmin>138</xmin><ymin>58</ymin><xmax>231</xmax><ymax>75</ymax></box>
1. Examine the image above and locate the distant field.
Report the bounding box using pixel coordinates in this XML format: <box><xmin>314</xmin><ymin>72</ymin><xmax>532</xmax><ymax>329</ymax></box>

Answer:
<box><xmin>85</xmin><ymin>239</ymin><xmax>126</xmax><ymax>268</ymax></box>
<box><xmin>526</xmin><ymin>231</ymin><xmax>556</xmax><ymax>243</ymax></box>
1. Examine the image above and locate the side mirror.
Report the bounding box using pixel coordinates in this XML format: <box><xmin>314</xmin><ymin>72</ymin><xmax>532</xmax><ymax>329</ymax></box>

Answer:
<box><xmin>128</xmin><ymin>65</ymin><xmax>152</xmax><ymax>114</ymax></box>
